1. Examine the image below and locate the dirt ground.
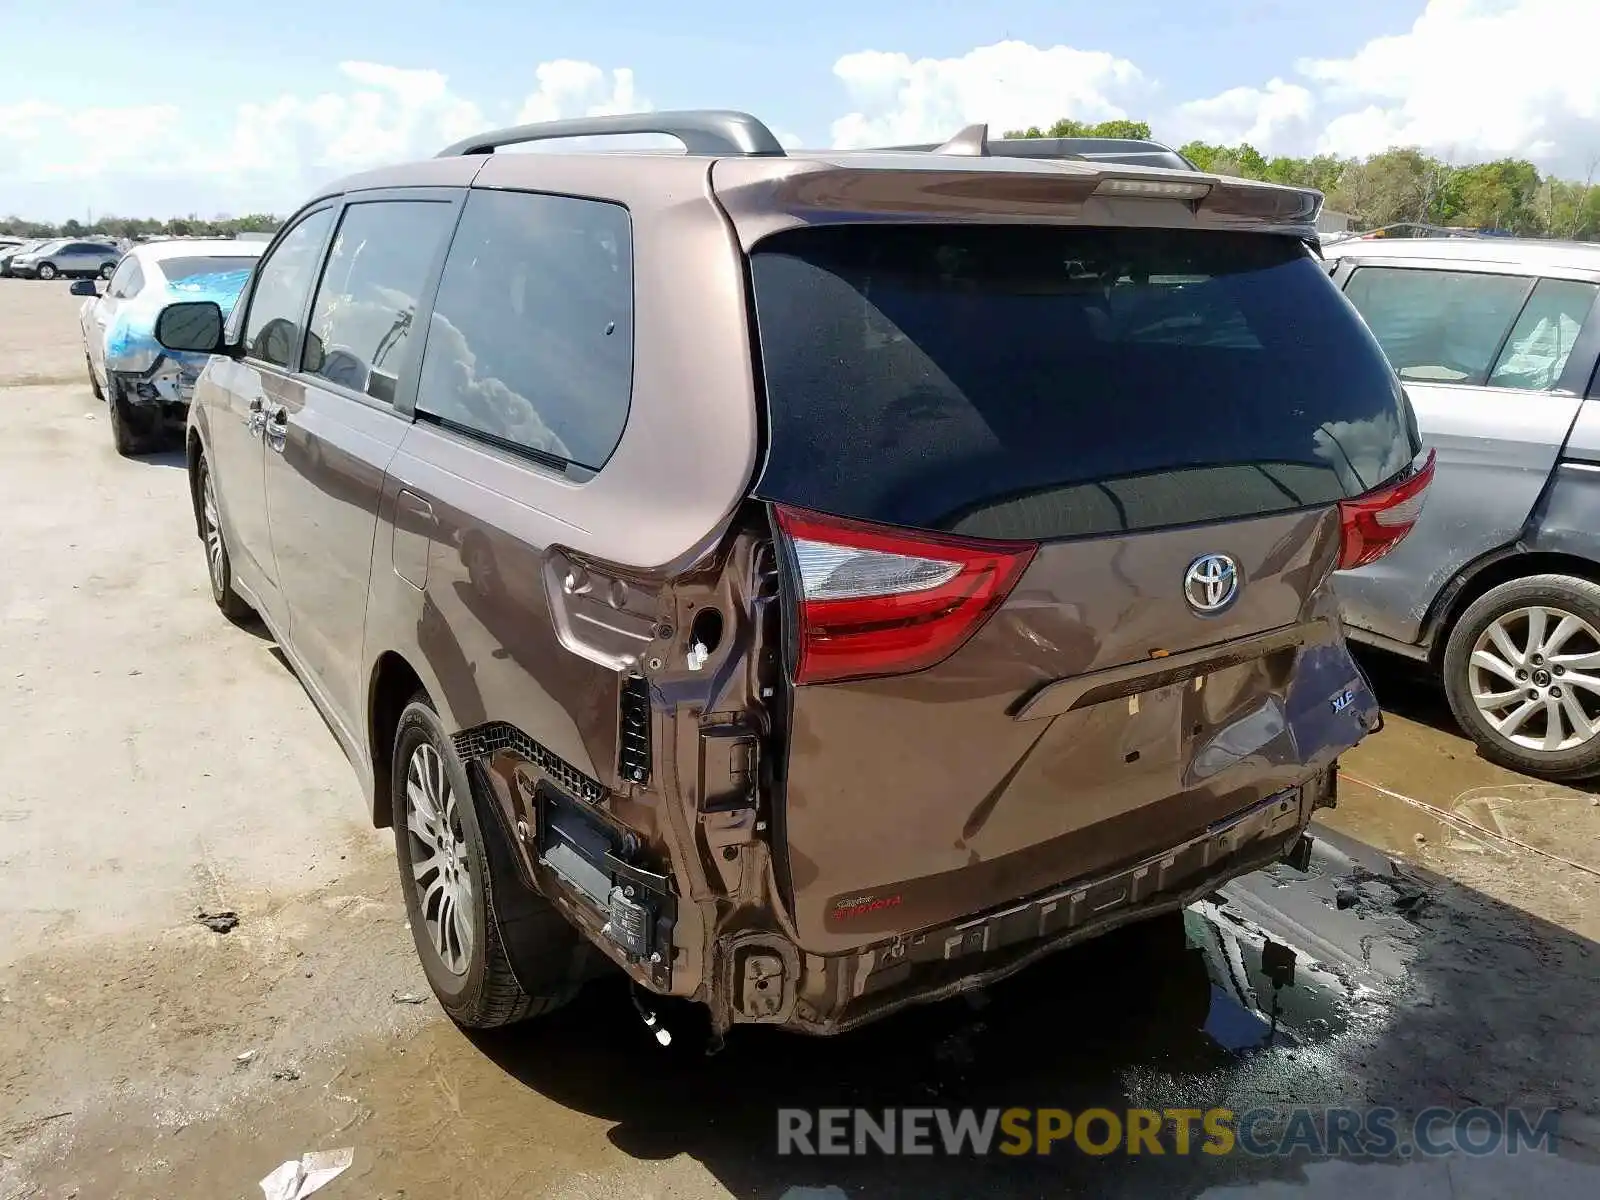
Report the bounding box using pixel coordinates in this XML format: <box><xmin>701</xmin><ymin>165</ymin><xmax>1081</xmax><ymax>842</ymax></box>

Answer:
<box><xmin>2</xmin><ymin>278</ymin><xmax>1598</xmax><ymax>1199</ymax></box>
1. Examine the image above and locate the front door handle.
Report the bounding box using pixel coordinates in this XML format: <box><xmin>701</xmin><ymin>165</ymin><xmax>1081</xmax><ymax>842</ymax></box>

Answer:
<box><xmin>265</xmin><ymin>405</ymin><xmax>288</xmax><ymax>454</ymax></box>
<box><xmin>245</xmin><ymin>396</ymin><xmax>266</xmax><ymax>436</ymax></box>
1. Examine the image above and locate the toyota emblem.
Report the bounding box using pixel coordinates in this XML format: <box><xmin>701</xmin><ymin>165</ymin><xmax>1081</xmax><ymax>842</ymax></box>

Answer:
<box><xmin>1184</xmin><ymin>553</ymin><xmax>1240</xmax><ymax>614</ymax></box>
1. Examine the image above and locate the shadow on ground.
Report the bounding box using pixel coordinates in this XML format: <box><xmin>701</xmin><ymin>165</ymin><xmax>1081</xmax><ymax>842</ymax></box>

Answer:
<box><xmin>448</xmin><ymin>829</ymin><xmax>1599</xmax><ymax>1198</ymax></box>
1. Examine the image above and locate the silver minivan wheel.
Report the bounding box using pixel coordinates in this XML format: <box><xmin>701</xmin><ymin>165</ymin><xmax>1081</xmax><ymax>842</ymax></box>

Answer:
<box><xmin>403</xmin><ymin>742</ymin><xmax>476</xmax><ymax>976</ymax></box>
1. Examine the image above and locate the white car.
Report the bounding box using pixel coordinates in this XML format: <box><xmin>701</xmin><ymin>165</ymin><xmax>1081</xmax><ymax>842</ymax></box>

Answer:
<box><xmin>74</xmin><ymin>239</ymin><xmax>265</xmax><ymax>455</ymax></box>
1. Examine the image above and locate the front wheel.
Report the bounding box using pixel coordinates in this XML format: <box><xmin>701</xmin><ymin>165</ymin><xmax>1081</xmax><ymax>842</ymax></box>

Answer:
<box><xmin>391</xmin><ymin>696</ymin><xmax>582</xmax><ymax>1028</ymax></box>
<box><xmin>35</xmin><ymin>262</ymin><xmax>57</xmax><ymax>280</ymax></box>
<box><xmin>1443</xmin><ymin>574</ymin><xmax>1600</xmax><ymax>780</ymax></box>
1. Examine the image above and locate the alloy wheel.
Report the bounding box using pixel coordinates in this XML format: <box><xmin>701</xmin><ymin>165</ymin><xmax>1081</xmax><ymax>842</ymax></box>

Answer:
<box><xmin>404</xmin><ymin>742</ymin><xmax>475</xmax><ymax>975</ymax></box>
<box><xmin>1467</xmin><ymin>605</ymin><xmax>1600</xmax><ymax>753</ymax></box>
<box><xmin>201</xmin><ymin>469</ymin><xmax>225</xmax><ymax>597</ymax></box>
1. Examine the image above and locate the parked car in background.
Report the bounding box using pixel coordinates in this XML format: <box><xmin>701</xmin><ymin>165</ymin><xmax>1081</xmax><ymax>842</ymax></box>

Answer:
<box><xmin>151</xmin><ymin>111</ymin><xmax>1427</xmax><ymax>1042</ymax></box>
<box><xmin>1323</xmin><ymin>236</ymin><xmax>1600</xmax><ymax>780</ymax></box>
<box><xmin>71</xmin><ymin>239</ymin><xmax>263</xmax><ymax>455</ymax></box>
<box><xmin>0</xmin><ymin>239</ymin><xmax>48</xmax><ymax>277</ymax></box>
<box><xmin>9</xmin><ymin>238</ymin><xmax>120</xmax><ymax>280</ymax></box>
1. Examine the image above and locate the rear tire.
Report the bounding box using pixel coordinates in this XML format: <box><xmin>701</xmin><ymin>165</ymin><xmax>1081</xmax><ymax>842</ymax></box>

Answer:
<box><xmin>86</xmin><ymin>354</ymin><xmax>103</xmax><ymax>401</ymax></box>
<box><xmin>107</xmin><ymin>378</ymin><xmax>153</xmax><ymax>457</ymax></box>
<box><xmin>391</xmin><ymin>696</ymin><xmax>582</xmax><ymax>1028</ymax></box>
<box><xmin>195</xmin><ymin>454</ymin><xmax>255</xmax><ymax>623</ymax></box>
<box><xmin>1442</xmin><ymin>573</ymin><xmax>1600</xmax><ymax>781</ymax></box>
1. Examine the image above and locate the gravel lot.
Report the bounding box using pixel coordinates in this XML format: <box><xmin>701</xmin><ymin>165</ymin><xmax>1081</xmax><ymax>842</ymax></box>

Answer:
<box><xmin>1</xmin><ymin>277</ymin><xmax>1597</xmax><ymax>1199</ymax></box>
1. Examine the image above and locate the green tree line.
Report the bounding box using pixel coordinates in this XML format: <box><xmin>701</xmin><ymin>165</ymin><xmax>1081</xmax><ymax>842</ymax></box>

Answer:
<box><xmin>0</xmin><ymin>213</ymin><xmax>282</xmax><ymax>240</ymax></box>
<box><xmin>1008</xmin><ymin>117</ymin><xmax>1600</xmax><ymax>240</ymax></box>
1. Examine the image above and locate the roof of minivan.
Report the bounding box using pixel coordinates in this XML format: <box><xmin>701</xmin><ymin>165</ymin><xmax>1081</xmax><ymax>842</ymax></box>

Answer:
<box><xmin>1321</xmin><ymin>235</ymin><xmax>1600</xmax><ymax>271</ymax></box>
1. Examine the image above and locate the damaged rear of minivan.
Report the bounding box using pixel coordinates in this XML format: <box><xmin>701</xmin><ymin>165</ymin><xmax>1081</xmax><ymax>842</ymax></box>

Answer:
<box><xmin>383</xmin><ymin>145</ymin><xmax>1432</xmax><ymax>1044</ymax></box>
<box><xmin>662</xmin><ymin>158</ymin><xmax>1432</xmax><ymax>1035</ymax></box>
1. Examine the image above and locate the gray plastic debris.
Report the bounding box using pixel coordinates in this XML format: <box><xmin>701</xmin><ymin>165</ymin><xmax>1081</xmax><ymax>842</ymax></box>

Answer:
<box><xmin>259</xmin><ymin>1147</ymin><xmax>353</xmax><ymax>1199</ymax></box>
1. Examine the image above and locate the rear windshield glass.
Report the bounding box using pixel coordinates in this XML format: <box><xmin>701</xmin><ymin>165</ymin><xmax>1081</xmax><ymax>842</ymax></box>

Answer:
<box><xmin>162</xmin><ymin>256</ymin><xmax>256</xmax><ymax>284</ymax></box>
<box><xmin>750</xmin><ymin>225</ymin><xmax>1420</xmax><ymax>541</ymax></box>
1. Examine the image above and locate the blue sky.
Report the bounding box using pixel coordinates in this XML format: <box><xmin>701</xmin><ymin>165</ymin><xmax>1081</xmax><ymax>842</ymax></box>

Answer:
<box><xmin>1</xmin><ymin>0</ymin><xmax>1592</xmax><ymax>220</ymax></box>
<box><xmin>6</xmin><ymin>0</ymin><xmax>1407</xmax><ymax>141</ymax></box>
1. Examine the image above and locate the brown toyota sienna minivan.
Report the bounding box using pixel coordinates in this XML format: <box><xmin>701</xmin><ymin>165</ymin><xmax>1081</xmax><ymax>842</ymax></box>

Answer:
<box><xmin>153</xmin><ymin>111</ymin><xmax>1433</xmax><ymax>1040</ymax></box>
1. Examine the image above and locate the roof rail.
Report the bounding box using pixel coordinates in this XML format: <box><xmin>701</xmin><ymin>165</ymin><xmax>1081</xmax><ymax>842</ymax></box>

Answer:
<box><xmin>876</xmin><ymin>125</ymin><xmax>1198</xmax><ymax>172</ymax></box>
<box><xmin>437</xmin><ymin>110</ymin><xmax>787</xmax><ymax>158</ymax></box>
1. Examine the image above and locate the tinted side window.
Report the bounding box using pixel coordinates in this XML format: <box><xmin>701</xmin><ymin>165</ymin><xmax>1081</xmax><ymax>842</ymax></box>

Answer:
<box><xmin>417</xmin><ymin>189</ymin><xmax>634</xmax><ymax>470</ymax></box>
<box><xmin>1487</xmin><ymin>278</ymin><xmax>1600</xmax><ymax>392</ymax></box>
<box><xmin>301</xmin><ymin>200</ymin><xmax>454</xmax><ymax>404</ymax></box>
<box><xmin>244</xmin><ymin>208</ymin><xmax>335</xmax><ymax>369</ymax></box>
<box><xmin>1344</xmin><ymin>266</ymin><xmax>1532</xmax><ymax>386</ymax></box>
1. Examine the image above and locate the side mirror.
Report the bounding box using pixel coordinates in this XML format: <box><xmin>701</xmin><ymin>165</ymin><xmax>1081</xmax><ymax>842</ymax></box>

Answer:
<box><xmin>155</xmin><ymin>301</ymin><xmax>227</xmax><ymax>354</ymax></box>
<box><xmin>69</xmin><ymin>279</ymin><xmax>100</xmax><ymax>297</ymax></box>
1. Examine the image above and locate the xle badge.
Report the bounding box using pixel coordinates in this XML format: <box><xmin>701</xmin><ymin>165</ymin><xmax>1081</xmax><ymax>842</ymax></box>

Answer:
<box><xmin>1330</xmin><ymin>688</ymin><xmax>1355</xmax><ymax>714</ymax></box>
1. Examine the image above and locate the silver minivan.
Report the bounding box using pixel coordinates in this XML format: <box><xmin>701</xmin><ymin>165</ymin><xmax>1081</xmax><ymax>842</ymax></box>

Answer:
<box><xmin>1324</xmin><ymin>236</ymin><xmax>1600</xmax><ymax>780</ymax></box>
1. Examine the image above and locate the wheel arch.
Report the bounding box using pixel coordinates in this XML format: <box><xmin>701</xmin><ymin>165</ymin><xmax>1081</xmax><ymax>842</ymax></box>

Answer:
<box><xmin>185</xmin><ymin>428</ymin><xmax>206</xmax><ymax>538</ymax></box>
<box><xmin>1423</xmin><ymin>549</ymin><xmax>1600</xmax><ymax>666</ymax></box>
<box><xmin>368</xmin><ymin>650</ymin><xmax>429</xmax><ymax>829</ymax></box>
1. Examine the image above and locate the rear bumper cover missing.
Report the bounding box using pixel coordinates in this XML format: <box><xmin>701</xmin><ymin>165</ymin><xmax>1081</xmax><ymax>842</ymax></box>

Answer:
<box><xmin>776</xmin><ymin>773</ymin><xmax>1326</xmax><ymax>1035</ymax></box>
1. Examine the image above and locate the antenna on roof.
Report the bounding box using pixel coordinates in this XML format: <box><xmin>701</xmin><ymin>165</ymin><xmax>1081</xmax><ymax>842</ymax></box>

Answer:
<box><xmin>933</xmin><ymin>123</ymin><xmax>990</xmax><ymax>156</ymax></box>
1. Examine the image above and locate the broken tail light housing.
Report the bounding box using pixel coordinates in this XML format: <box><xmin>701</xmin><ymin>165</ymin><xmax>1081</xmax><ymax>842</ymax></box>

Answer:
<box><xmin>774</xmin><ymin>505</ymin><xmax>1036</xmax><ymax>685</ymax></box>
<box><xmin>1337</xmin><ymin>447</ymin><xmax>1436</xmax><ymax>570</ymax></box>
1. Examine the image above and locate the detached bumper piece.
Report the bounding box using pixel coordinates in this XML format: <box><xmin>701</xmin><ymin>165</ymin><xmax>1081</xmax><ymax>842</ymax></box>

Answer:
<box><xmin>533</xmin><ymin>781</ymin><xmax>675</xmax><ymax>988</ymax></box>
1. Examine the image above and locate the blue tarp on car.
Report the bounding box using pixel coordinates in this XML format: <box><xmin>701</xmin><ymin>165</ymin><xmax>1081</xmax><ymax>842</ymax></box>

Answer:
<box><xmin>104</xmin><ymin>267</ymin><xmax>254</xmax><ymax>379</ymax></box>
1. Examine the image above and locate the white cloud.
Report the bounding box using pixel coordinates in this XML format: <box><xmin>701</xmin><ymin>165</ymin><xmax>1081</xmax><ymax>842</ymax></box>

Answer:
<box><xmin>1168</xmin><ymin>79</ymin><xmax>1316</xmax><ymax>153</ymax></box>
<box><xmin>827</xmin><ymin>1</ymin><xmax>1600</xmax><ymax>177</ymax></box>
<box><xmin>514</xmin><ymin>60</ymin><xmax>647</xmax><ymax>125</ymax></box>
<box><xmin>6</xmin><ymin>1</ymin><xmax>1599</xmax><ymax>222</ymax></box>
<box><xmin>0</xmin><ymin>58</ymin><xmax>646</xmax><ymax>219</ymax></box>
<box><xmin>829</xmin><ymin>40</ymin><xmax>1147</xmax><ymax>149</ymax></box>
<box><xmin>1300</xmin><ymin>0</ymin><xmax>1600</xmax><ymax>172</ymax></box>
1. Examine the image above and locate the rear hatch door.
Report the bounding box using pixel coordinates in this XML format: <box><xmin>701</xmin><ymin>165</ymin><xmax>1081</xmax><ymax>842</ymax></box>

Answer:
<box><xmin>747</xmin><ymin>221</ymin><xmax>1418</xmax><ymax>953</ymax></box>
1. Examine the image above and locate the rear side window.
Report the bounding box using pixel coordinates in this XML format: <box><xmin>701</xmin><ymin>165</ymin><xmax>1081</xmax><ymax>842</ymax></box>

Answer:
<box><xmin>245</xmin><ymin>208</ymin><xmax>335</xmax><ymax>369</ymax></box>
<box><xmin>417</xmin><ymin>189</ymin><xmax>634</xmax><ymax>470</ymax></box>
<box><xmin>301</xmin><ymin>200</ymin><xmax>454</xmax><ymax>404</ymax></box>
<box><xmin>1344</xmin><ymin>266</ymin><xmax>1532</xmax><ymax>386</ymax></box>
<box><xmin>751</xmin><ymin>225</ymin><xmax>1419</xmax><ymax>541</ymax></box>
<box><xmin>1487</xmin><ymin>278</ymin><xmax>1599</xmax><ymax>392</ymax></box>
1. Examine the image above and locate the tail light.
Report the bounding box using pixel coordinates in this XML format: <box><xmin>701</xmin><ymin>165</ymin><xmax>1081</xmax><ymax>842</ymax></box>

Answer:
<box><xmin>773</xmin><ymin>506</ymin><xmax>1036</xmax><ymax>685</ymax></box>
<box><xmin>1337</xmin><ymin>447</ymin><xmax>1436</xmax><ymax>570</ymax></box>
